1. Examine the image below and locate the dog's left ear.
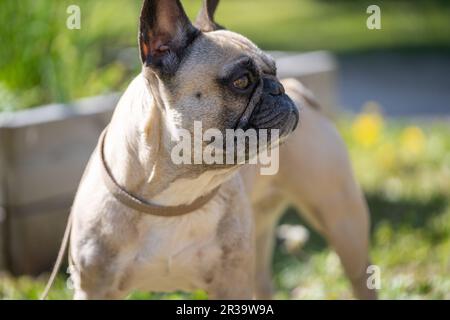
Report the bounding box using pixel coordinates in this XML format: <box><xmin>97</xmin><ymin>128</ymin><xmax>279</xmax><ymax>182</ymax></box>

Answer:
<box><xmin>195</xmin><ymin>0</ymin><xmax>224</xmax><ymax>32</ymax></box>
<box><xmin>139</xmin><ymin>0</ymin><xmax>199</xmax><ymax>74</ymax></box>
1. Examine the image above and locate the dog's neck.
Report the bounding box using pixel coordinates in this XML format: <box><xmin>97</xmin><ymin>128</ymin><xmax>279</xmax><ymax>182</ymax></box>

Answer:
<box><xmin>103</xmin><ymin>74</ymin><xmax>232</xmax><ymax>207</ymax></box>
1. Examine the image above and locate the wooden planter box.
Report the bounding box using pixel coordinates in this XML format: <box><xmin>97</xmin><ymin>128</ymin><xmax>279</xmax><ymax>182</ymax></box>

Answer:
<box><xmin>0</xmin><ymin>95</ymin><xmax>118</xmax><ymax>275</ymax></box>
<box><xmin>0</xmin><ymin>51</ymin><xmax>336</xmax><ymax>275</ymax></box>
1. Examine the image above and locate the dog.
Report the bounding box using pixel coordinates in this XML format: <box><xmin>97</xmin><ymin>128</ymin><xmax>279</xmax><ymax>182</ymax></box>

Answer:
<box><xmin>69</xmin><ymin>0</ymin><xmax>375</xmax><ymax>300</ymax></box>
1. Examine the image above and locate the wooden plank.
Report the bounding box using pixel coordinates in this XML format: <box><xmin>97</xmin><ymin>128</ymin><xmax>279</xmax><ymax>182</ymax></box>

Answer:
<box><xmin>0</xmin><ymin>128</ymin><xmax>9</xmax><ymax>270</ymax></box>
<box><xmin>8</xmin><ymin>204</ymin><xmax>71</xmax><ymax>275</ymax></box>
<box><xmin>0</xmin><ymin>96</ymin><xmax>116</xmax><ymax>274</ymax></box>
<box><xmin>6</xmin><ymin>114</ymin><xmax>109</xmax><ymax>205</ymax></box>
<box><xmin>0</xmin><ymin>94</ymin><xmax>118</xmax><ymax>128</ymax></box>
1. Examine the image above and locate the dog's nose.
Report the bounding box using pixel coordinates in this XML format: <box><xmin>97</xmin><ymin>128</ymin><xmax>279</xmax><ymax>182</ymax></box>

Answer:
<box><xmin>263</xmin><ymin>78</ymin><xmax>285</xmax><ymax>96</ymax></box>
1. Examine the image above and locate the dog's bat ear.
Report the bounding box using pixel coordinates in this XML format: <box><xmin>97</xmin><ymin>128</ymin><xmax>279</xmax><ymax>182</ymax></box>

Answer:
<box><xmin>195</xmin><ymin>0</ymin><xmax>225</xmax><ymax>32</ymax></box>
<box><xmin>139</xmin><ymin>0</ymin><xmax>199</xmax><ymax>73</ymax></box>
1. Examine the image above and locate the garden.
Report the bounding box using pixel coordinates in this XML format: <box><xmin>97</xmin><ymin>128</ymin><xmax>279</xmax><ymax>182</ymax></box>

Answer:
<box><xmin>1</xmin><ymin>0</ymin><xmax>449</xmax><ymax>299</ymax></box>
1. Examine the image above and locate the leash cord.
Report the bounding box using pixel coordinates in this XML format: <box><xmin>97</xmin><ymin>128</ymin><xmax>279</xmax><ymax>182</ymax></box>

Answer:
<box><xmin>40</xmin><ymin>212</ymin><xmax>73</xmax><ymax>300</ymax></box>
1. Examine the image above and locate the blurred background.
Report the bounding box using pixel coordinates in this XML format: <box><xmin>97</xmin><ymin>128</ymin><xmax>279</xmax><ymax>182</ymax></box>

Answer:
<box><xmin>0</xmin><ymin>0</ymin><xmax>449</xmax><ymax>299</ymax></box>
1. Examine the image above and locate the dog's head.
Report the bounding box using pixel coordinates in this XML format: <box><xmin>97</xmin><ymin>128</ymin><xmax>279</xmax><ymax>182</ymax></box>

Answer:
<box><xmin>139</xmin><ymin>0</ymin><xmax>299</xmax><ymax>167</ymax></box>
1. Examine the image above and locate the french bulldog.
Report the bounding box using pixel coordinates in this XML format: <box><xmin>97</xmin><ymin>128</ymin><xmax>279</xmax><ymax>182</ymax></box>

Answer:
<box><xmin>69</xmin><ymin>0</ymin><xmax>375</xmax><ymax>300</ymax></box>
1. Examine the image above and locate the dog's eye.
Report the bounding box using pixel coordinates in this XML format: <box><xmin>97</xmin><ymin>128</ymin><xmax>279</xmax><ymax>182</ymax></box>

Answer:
<box><xmin>232</xmin><ymin>75</ymin><xmax>250</xmax><ymax>90</ymax></box>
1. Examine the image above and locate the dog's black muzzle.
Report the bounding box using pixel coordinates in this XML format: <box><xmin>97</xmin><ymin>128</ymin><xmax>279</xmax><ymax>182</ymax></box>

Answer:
<box><xmin>244</xmin><ymin>77</ymin><xmax>299</xmax><ymax>137</ymax></box>
<box><xmin>226</xmin><ymin>76</ymin><xmax>299</xmax><ymax>164</ymax></box>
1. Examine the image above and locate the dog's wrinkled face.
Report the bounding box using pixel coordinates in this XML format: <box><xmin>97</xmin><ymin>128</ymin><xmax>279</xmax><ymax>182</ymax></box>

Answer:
<box><xmin>139</xmin><ymin>0</ymin><xmax>299</xmax><ymax>165</ymax></box>
<box><xmin>170</xmin><ymin>31</ymin><xmax>299</xmax><ymax>137</ymax></box>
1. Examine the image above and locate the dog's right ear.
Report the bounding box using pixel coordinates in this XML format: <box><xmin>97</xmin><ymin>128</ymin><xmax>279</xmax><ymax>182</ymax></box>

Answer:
<box><xmin>195</xmin><ymin>0</ymin><xmax>224</xmax><ymax>32</ymax></box>
<box><xmin>139</xmin><ymin>0</ymin><xmax>199</xmax><ymax>74</ymax></box>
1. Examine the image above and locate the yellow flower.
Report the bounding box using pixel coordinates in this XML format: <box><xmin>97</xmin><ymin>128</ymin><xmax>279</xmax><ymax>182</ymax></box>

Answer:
<box><xmin>352</xmin><ymin>111</ymin><xmax>384</xmax><ymax>147</ymax></box>
<box><xmin>400</xmin><ymin>126</ymin><xmax>426</xmax><ymax>157</ymax></box>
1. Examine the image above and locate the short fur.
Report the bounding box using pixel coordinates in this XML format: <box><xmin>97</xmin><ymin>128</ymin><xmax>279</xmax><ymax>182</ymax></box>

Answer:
<box><xmin>69</xmin><ymin>0</ymin><xmax>375</xmax><ymax>300</ymax></box>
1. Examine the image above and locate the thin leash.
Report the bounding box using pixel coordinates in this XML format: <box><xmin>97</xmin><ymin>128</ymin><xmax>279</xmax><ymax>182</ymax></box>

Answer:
<box><xmin>40</xmin><ymin>211</ymin><xmax>73</xmax><ymax>300</ymax></box>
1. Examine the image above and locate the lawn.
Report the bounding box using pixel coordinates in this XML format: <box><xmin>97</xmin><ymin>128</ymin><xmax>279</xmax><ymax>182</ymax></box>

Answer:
<box><xmin>1</xmin><ymin>110</ymin><xmax>449</xmax><ymax>300</ymax></box>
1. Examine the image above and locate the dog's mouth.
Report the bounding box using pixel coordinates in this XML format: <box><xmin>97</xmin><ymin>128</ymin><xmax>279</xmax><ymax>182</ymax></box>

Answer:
<box><xmin>211</xmin><ymin>77</ymin><xmax>300</xmax><ymax>166</ymax></box>
<box><xmin>237</xmin><ymin>77</ymin><xmax>300</xmax><ymax>139</ymax></box>
<box><xmin>248</xmin><ymin>92</ymin><xmax>299</xmax><ymax>138</ymax></box>
<box><xmin>183</xmin><ymin>77</ymin><xmax>299</xmax><ymax>170</ymax></box>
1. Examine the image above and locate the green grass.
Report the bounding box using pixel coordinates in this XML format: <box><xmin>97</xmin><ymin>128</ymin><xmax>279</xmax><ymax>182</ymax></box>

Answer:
<box><xmin>1</xmin><ymin>0</ymin><xmax>450</xmax><ymax>111</ymax></box>
<box><xmin>1</xmin><ymin>116</ymin><xmax>449</xmax><ymax>300</ymax></box>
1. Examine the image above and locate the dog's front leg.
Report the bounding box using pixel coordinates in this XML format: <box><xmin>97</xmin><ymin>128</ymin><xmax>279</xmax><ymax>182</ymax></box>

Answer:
<box><xmin>205</xmin><ymin>250</ymin><xmax>255</xmax><ymax>300</ymax></box>
<box><xmin>70</xmin><ymin>256</ymin><xmax>131</xmax><ymax>300</ymax></box>
<box><xmin>70</xmin><ymin>227</ymin><xmax>132</xmax><ymax>300</ymax></box>
<box><xmin>70</xmin><ymin>255</ymin><xmax>130</xmax><ymax>300</ymax></box>
<box><xmin>205</xmin><ymin>213</ymin><xmax>255</xmax><ymax>299</ymax></box>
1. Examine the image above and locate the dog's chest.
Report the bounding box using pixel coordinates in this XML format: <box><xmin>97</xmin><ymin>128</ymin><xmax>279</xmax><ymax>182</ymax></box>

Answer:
<box><xmin>123</xmin><ymin>203</ymin><xmax>225</xmax><ymax>293</ymax></box>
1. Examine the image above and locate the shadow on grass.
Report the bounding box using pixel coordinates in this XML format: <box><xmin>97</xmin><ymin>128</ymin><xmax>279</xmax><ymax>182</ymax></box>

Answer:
<box><xmin>366</xmin><ymin>193</ymin><xmax>448</xmax><ymax>232</ymax></box>
<box><xmin>273</xmin><ymin>192</ymin><xmax>449</xmax><ymax>270</ymax></box>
